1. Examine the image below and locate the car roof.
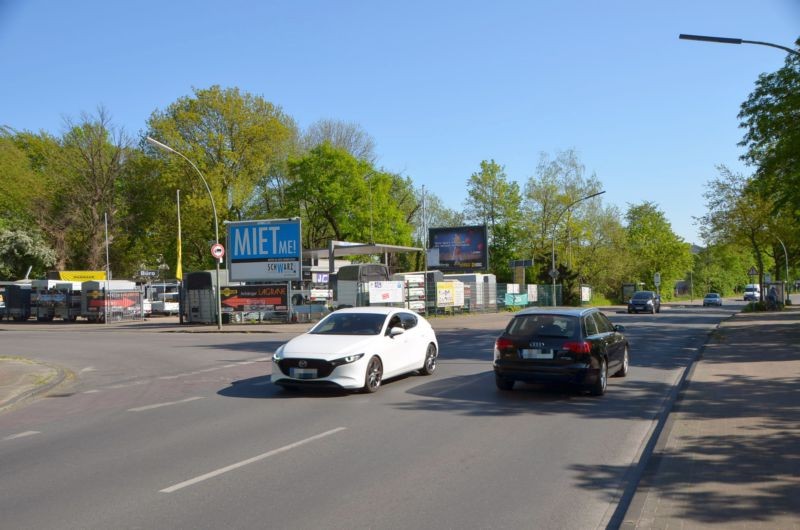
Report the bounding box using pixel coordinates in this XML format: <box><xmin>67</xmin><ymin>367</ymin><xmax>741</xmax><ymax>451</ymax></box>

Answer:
<box><xmin>705</xmin><ymin>293</ymin><xmax>720</xmax><ymax>296</ymax></box>
<box><xmin>514</xmin><ymin>306</ymin><xmax>598</xmax><ymax>318</ymax></box>
<box><xmin>331</xmin><ymin>306</ymin><xmax>403</xmax><ymax>316</ymax></box>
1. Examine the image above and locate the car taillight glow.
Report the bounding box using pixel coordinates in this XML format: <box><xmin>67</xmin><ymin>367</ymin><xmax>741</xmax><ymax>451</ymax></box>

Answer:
<box><xmin>563</xmin><ymin>341</ymin><xmax>591</xmax><ymax>354</ymax></box>
<box><xmin>495</xmin><ymin>337</ymin><xmax>515</xmax><ymax>350</ymax></box>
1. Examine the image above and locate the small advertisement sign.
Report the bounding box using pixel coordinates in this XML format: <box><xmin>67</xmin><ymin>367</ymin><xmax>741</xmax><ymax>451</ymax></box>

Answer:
<box><xmin>527</xmin><ymin>284</ymin><xmax>538</xmax><ymax>303</ymax></box>
<box><xmin>368</xmin><ymin>281</ymin><xmax>404</xmax><ymax>304</ymax></box>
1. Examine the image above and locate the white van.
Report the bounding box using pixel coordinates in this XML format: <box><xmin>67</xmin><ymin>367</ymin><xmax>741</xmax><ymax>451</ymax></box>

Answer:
<box><xmin>743</xmin><ymin>284</ymin><xmax>760</xmax><ymax>302</ymax></box>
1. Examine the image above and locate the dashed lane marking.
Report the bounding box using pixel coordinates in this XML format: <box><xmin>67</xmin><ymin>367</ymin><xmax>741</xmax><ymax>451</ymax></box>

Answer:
<box><xmin>160</xmin><ymin>427</ymin><xmax>347</xmax><ymax>493</ymax></box>
<box><xmin>128</xmin><ymin>396</ymin><xmax>205</xmax><ymax>412</ymax></box>
<box><xmin>3</xmin><ymin>431</ymin><xmax>41</xmax><ymax>441</ymax></box>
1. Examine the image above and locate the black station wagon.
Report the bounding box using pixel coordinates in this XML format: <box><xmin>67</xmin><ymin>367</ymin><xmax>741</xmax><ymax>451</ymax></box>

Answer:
<box><xmin>493</xmin><ymin>307</ymin><xmax>629</xmax><ymax>396</ymax></box>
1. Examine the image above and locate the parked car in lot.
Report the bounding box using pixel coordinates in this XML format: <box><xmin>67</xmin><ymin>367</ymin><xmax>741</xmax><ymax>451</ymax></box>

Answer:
<box><xmin>493</xmin><ymin>307</ymin><xmax>629</xmax><ymax>396</ymax></box>
<box><xmin>627</xmin><ymin>290</ymin><xmax>661</xmax><ymax>314</ymax></box>
<box><xmin>703</xmin><ymin>293</ymin><xmax>723</xmax><ymax>307</ymax></box>
<box><xmin>271</xmin><ymin>307</ymin><xmax>438</xmax><ymax>393</ymax></box>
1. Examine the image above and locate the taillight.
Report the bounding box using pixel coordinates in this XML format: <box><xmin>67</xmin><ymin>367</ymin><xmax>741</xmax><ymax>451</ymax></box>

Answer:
<box><xmin>563</xmin><ymin>341</ymin><xmax>591</xmax><ymax>354</ymax></box>
<box><xmin>495</xmin><ymin>337</ymin><xmax>514</xmax><ymax>350</ymax></box>
<box><xmin>494</xmin><ymin>337</ymin><xmax>515</xmax><ymax>361</ymax></box>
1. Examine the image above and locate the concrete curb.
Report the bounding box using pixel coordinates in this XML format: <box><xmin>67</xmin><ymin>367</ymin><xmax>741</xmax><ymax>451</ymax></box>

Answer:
<box><xmin>0</xmin><ymin>357</ymin><xmax>71</xmax><ymax>413</ymax></box>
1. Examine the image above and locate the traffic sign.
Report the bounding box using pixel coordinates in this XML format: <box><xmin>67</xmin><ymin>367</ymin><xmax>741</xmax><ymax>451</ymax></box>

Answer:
<box><xmin>747</xmin><ymin>266</ymin><xmax>758</xmax><ymax>276</ymax></box>
<box><xmin>549</xmin><ymin>268</ymin><xmax>559</xmax><ymax>279</ymax></box>
<box><xmin>211</xmin><ymin>243</ymin><xmax>225</xmax><ymax>259</ymax></box>
<box><xmin>654</xmin><ymin>272</ymin><xmax>661</xmax><ymax>287</ymax></box>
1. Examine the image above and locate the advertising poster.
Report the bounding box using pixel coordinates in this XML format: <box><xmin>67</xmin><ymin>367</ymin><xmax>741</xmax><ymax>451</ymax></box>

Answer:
<box><xmin>428</xmin><ymin>225</ymin><xmax>488</xmax><ymax>271</ymax></box>
<box><xmin>368</xmin><ymin>281</ymin><xmax>404</xmax><ymax>304</ymax></box>
<box><xmin>220</xmin><ymin>284</ymin><xmax>288</xmax><ymax>312</ymax></box>
<box><xmin>436</xmin><ymin>282</ymin><xmax>455</xmax><ymax>307</ymax></box>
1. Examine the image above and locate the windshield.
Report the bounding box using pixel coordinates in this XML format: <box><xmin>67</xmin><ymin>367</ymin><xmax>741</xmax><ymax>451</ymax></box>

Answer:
<box><xmin>632</xmin><ymin>292</ymin><xmax>653</xmax><ymax>300</ymax></box>
<box><xmin>309</xmin><ymin>313</ymin><xmax>387</xmax><ymax>335</ymax></box>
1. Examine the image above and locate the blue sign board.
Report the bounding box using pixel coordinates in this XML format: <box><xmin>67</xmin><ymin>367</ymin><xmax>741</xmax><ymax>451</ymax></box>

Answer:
<box><xmin>227</xmin><ymin>219</ymin><xmax>302</xmax><ymax>281</ymax></box>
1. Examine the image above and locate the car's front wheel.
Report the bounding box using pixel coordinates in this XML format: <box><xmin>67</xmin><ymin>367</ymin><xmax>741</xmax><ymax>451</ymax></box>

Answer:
<box><xmin>495</xmin><ymin>374</ymin><xmax>514</xmax><ymax>391</ymax></box>
<box><xmin>590</xmin><ymin>358</ymin><xmax>607</xmax><ymax>396</ymax></box>
<box><xmin>420</xmin><ymin>343</ymin><xmax>437</xmax><ymax>375</ymax></box>
<box><xmin>363</xmin><ymin>356</ymin><xmax>383</xmax><ymax>393</ymax></box>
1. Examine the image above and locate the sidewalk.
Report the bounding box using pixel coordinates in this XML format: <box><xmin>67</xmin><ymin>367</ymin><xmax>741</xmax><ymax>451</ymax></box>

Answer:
<box><xmin>621</xmin><ymin>302</ymin><xmax>800</xmax><ymax>529</ymax></box>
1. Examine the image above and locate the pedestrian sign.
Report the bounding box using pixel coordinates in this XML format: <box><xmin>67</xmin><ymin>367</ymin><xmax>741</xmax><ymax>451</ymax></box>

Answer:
<box><xmin>747</xmin><ymin>266</ymin><xmax>757</xmax><ymax>277</ymax></box>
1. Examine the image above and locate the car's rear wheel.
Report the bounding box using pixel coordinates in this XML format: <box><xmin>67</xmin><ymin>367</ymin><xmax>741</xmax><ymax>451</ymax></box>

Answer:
<box><xmin>590</xmin><ymin>358</ymin><xmax>607</xmax><ymax>396</ymax></box>
<box><xmin>363</xmin><ymin>356</ymin><xmax>383</xmax><ymax>393</ymax></box>
<box><xmin>614</xmin><ymin>346</ymin><xmax>629</xmax><ymax>377</ymax></box>
<box><xmin>495</xmin><ymin>374</ymin><xmax>514</xmax><ymax>391</ymax></box>
<box><xmin>420</xmin><ymin>343</ymin><xmax>437</xmax><ymax>375</ymax></box>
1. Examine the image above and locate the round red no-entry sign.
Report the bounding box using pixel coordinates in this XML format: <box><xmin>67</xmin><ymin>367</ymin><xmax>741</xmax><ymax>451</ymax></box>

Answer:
<box><xmin>210</xmin><ymin>243</ymin><xmax>225</xmax><ymax>259</ymax></box>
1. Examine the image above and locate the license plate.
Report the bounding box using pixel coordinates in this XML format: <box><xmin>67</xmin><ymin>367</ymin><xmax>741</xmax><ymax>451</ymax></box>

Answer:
<box><xmin>290</xmin><ymin>368</ymin><xmax>318</xmax><ymax>379</ymax></box>
<box><xmin>521</xmin><ymin>349</ymin><xmax>553</xmax><ymax>360</ymax></box>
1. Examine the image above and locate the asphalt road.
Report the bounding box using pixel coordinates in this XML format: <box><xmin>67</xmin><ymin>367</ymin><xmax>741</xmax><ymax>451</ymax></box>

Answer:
<box><xmin>0</xmin><ymin>302</ymin><xmax>740</xmax><ymax>529</ymax></box>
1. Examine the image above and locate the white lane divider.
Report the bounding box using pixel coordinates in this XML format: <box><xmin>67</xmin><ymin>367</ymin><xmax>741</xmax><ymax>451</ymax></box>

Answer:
<box><xmin>3</xmin><ymin>431</ymin><xmax>41</xmax><ymax>441</ymax></box>
<box><xmin>160</xmin><ymin>427</ymin><xmax>347</xmax><ymax>493</ymax></box>
<box><xmin>128</xmin><ymin>396</ymin><xmax>205</xmax><ymax>412</ymax></box>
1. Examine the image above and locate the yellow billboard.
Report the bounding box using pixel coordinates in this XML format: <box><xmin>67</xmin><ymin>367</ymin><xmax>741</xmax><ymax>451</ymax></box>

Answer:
<box><xmin>53</xmin><ymin>271</ymin><xmax>108</xmax><ymax>282</ymax></box>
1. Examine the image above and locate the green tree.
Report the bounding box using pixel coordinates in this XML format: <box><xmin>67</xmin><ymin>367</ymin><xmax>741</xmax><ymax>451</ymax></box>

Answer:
<box><xmin>463</xmin><ymin>159</ymin><xmax>522</xmax><ymax>280</ymax></box>
<box><xmin>625</xmin><ymin>201</ymin><xmax>692</xmax><ymax>298</ymax></box>
<box><xmin>142</xmin><ymin>86</ymin><xmax>299</xmax><ymax>272</ymax></box>
<box><xmin>691</xmin><ymin>243</ymin><xmax>751</xmax><ymax>297</ymax></box>
<box><xmin>522</xmin><ymin>150</ymin><xmax>616</xmax><ymax>301</ymax></box>
<box><xmin>739</xmin><ymin>40</ymin><xmax>800</xmax><ymax>220</ymax></box>
<box><xmin>285</xmin><ymin>143</ymin><xmax>413</xmax><ymax>250</ymax></box>
<box><xmin>301</xmin><ymin>119</ymin><xmax>376</xmax><ymax>162</ymax></box>
<box><xmin>698</xmin><ymin>166</ymin><xmax>777</xmax><ymax>297</ymax></box>
<box><xmin>0</xmin><ymin>227</ymin><xmax>56</xmax><ymax>280</ymax></box>
<box><xmin>56</xmin><ymin>109</ymin><xmax>131</xmax><ymax>270</ymax></box>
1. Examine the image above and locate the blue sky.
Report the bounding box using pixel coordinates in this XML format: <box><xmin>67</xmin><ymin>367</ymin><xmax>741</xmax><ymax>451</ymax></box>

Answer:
<box><xmin>2</xmin><ymin>1</ymin><xmax>798</xmax><ymax>244</ymax></box>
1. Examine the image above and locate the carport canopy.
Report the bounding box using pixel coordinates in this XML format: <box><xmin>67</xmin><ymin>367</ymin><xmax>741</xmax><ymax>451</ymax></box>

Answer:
<box><xmin>302</xmin><ymin>240</ymin><xmax>423</xmax><ymax>273</ymax></box>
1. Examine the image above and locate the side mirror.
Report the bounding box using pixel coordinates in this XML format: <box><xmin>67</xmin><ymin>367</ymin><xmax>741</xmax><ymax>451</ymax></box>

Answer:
<box><xmin>614</xmin><ymin>324</ymin><xmax>626</xmax><ymax>332</ymax></box>
<box><xmin>389</xmin><ymin>326</ymin><xmax>405</xmax><ymax>337</ymax></box>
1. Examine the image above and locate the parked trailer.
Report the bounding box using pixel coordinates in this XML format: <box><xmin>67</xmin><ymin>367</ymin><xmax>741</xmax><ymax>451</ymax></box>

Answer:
<box><xmin>2</xmin><ymin>284</ymin><xmax>32</xmax><ymax>321</ymax></box>
<box><xmin>30</xmin><ymin>279</ymin><xmax>62</xmax><ymax>321</ymax></box>
<box><xmin>81</xmin><ymin>280</ymin><xmax>141</xmax><ymax>323</ymax></box>
<box><xmin>53</xmin><ymin>282</ymin><xmax>82</xmax><ymax>322</ymax></box>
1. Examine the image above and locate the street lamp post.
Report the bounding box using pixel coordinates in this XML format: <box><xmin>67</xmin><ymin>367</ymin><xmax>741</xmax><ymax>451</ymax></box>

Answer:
<box><xmin>776</xmin><ymin>236</ymin><xmax>790</xmax><ymax>302</ymax></box>
<box><xmin>146</xmin><ymin>136</ymin><xmax>223</xmax><ymax>330</ymax></box>
<box><xmin>679</xmin><ymin>34</ymin><xmax>798</xmax><ymax>302</ymax></box>
<box><xmin>550</xmin><ymin>190</ymin><xmax>606</xmax><ymax>306</ymax></box>
<box><xmin>678</xmin><ymin>34</ymin><xmax>800</xmax><ymax>57</ymax></box>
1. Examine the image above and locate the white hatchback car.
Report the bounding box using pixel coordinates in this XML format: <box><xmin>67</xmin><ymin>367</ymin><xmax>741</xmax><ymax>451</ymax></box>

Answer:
<box><xmin>271</xmin><ymin>307</ymin><xmax>439</xmax><ymax>393</ymax></box>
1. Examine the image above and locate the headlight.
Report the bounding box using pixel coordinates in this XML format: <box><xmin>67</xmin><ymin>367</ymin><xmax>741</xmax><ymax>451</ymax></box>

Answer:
<box><xmin>331</xmin><ymin>353</ymin><xmax>364</xmax><ymax>367</ymax></box>
<box><xmin>272</xmin><ymin>345</ymin><xmax>285</xmax><ymax>362</ymax></box>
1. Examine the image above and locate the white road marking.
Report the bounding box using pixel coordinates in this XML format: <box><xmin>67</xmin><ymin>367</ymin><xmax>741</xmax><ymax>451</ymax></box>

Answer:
<box><xmin>83</xmin><ymin>390</ymin><xmax>100</xmax><ymax>394</ymax></box>
<box><xmin>158</xmin><ymin>374</ymin><xmax>190</xmax><ymax>380</ymax></box>
<box><xmin>79</xmin><ymin>366</ymin><xmax>96</xmax><ymax>373</ymax></box>
<box><xmin>128</xmin><ymin>396</ymin><xmax>205</xmax><ymax>412</ymax></box>
<box><xmin>3</xmin><ymin>431</ymin><xmax>41</xmax><ymax>441</ymax></box>
<box><xmin>160</xmin><ymin>427</ymin><xmax>347</xmax><ymax>493</ymax></box>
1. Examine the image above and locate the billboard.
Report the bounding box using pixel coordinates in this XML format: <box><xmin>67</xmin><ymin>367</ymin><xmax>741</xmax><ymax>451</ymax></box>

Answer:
<box><xmin>220</xmin><ymin>284</ymin><xmax>288</xmax><ymax>312</ymax></box>
<box><xmin>227</xmin><ymin>219</ymin><xmax>302</xmax><ymax>282</ymax></box>
<box><xmin>428</xmin><ymin>225</ymin><xmax>488</xmax><ymax>272</ymax></box>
